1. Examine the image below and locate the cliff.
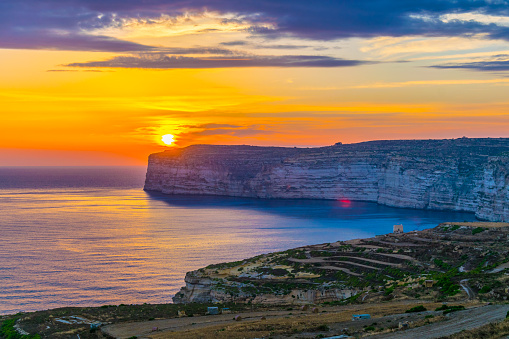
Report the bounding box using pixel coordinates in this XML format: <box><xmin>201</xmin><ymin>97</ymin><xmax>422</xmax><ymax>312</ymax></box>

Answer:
<box><xmin>144</xmin><ymin>138</ymin><xmax>509</xmax><ymax>221</ymax></box>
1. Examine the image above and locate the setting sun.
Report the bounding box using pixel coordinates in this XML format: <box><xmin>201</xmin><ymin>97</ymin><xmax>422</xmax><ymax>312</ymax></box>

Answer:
<box><xmin>161</xmin><ymin>134</ymin><xmax>175</xmax><ymax>146</ymax></box>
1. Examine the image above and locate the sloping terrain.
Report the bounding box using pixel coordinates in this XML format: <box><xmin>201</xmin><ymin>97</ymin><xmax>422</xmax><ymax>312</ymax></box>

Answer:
<box><xmin>174</xmin><ymin>222</ymin><xmax>509</xmax><ymax>305</ymax></box>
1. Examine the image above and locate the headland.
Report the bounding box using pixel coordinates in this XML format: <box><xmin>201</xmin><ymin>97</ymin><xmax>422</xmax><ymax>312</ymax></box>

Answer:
<box><xmin>144</xmin><ymin>138</ymin><xmax>509</xmax><ymax>221</ymax></box>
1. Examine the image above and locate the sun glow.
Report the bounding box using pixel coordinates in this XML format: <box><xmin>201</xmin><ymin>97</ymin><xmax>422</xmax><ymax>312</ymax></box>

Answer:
<box><xmin>162</xmin><ymin>134</ymin><xmax>175</xmax><ymax>145</ymax></box>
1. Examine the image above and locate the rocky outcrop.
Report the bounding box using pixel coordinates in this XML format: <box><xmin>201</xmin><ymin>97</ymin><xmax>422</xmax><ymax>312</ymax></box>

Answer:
<box><xmin>144</xmin><ymin>138</ymin><xmax>509</xmax><ymax>221</ymax></box>
<box><xmin>172</xmin><ymin>271</ymin><xmax>358</xmax><ymax>304</ymax></box>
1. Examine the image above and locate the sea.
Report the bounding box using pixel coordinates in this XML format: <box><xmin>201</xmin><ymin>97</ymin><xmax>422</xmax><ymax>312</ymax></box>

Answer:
<box><xmin>0</xmin><ymin>166</ymin><xmax>477</xmax><ymax>315</ymax></box>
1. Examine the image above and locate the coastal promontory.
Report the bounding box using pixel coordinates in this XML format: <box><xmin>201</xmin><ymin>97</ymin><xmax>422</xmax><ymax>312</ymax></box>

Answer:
<box><xmin>144</xmin><ymin>138</ymin><xmax>509</xmax><ymax>221</ymax></box>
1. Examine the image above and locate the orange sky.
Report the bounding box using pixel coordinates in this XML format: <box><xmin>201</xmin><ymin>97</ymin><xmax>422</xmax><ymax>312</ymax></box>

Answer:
<box><xmin>1</xmin><ymin>3</ymin><xmax>509</xmax><ymax>165</ymax></box>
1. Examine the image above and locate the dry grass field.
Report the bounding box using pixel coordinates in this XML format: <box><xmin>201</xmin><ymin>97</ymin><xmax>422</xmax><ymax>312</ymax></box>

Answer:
<box><xmin>145</xmin><ymin>301</ymin><xmax>464</xmax><ymax>339</ymax></box>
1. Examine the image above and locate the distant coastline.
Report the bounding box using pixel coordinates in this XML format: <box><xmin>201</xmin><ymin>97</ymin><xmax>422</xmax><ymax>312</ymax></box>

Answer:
<box><xmin>144</xmin><ymin>138</ymin><xmax>509</xmax><ymax>221</ymax></box>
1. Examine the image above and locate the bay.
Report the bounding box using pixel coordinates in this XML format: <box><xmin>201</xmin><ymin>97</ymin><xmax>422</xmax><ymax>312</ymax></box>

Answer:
<box><xmin>0</xmin><ymin>167</ymin><xmax>476</xmax><ymax>315</ymax></box>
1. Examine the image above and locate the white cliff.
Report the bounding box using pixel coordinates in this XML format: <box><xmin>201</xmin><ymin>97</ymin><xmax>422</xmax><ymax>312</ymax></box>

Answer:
<box><xmin>144</xmin><ymin>138</ymin><xmax>509</xmax><ymax>221</ymax></box>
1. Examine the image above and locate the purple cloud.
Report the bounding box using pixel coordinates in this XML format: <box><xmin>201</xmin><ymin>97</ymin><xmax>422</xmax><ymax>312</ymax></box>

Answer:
<box><xmin>431</xmin><ymin>55</ymin><xmax>509</xmax><ymax>72</ymax></box>
<box><xmin>2</xmin><ymin>0</ymin><xmax>509</xmax><ymax>52</ymax></box>
<box><xmin>65</xmin><ymin>54</ymin><xmax>373</xmax><ymax>69</ymax></box>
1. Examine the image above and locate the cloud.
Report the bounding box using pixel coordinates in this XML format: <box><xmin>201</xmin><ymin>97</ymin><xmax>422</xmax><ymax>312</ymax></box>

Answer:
<box><xmin>431</xmin><ymin>54</ymin><xmax>509</xmax><ymax>71</ymax></box>
<box><xmin>173</xmin><ymin>122</ymin><xmax>274</xmax><ymax>144</ymax></box>
<box><xmin>198</xmin><ymin>128</ymin><xmax>273</xmax><ymax>137</ymax></box>
<box><xmin>181</xmin><ymin>123</ymin><xmax>243</xmax><ymax>129</ymax></box>
<box><xmin>349</xmin><ymin>78</ymin><xmax>509</xmax><ymax>88</ymax></box>
<box><xmin>74</xmin><ymin>1</ymin><xmax>509</xmax><ymax>40</ymax></box>
<box><xmin>0</xmin><ymin>31</ymin><xmax>154</xmax><ymax>52</ymax></box>
<box><xmin>158</xmin><ymin>47</ymin><xmax>234</xmax><ymax>54</ymax></box>
<box><xmin>220</xmin><ymin>41</ymin><xmax>248</xmax><ymax>46</ymax></box>
<box><xmin>3</xmin><ymin>0</ymin><xmax>509</xmax><ymax>52</ymax></box>
<box><xmin>65</xmin><ymin>54</ymin><xmax>373</xmax><ymax>69</ymax></box>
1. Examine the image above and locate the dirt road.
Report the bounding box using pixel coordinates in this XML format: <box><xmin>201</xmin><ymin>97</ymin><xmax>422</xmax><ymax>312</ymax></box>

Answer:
<box><xmin>101</xmin><ymin>301</ymin><xmax>437</xmax><ymax>339</ymax></box>
<box><xmin>371</xmin><ymin>304</ymin><xmax>509</xmax><ymax>339</ymax></box>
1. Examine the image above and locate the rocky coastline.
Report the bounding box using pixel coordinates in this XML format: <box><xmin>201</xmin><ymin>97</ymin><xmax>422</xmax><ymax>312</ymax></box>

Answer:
<box><xmin>144</xmin><ymin>138</ymin><xmax>509</xmax><ymax>221</ymax></box>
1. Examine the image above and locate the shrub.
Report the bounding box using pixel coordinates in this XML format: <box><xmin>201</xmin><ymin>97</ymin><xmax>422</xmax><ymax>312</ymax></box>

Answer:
<box><xmin>435</xmin><ymin>305</ymin><xmax>449</xmax><ymax>311</ymax></box>
<box><xmin>384</xmin><ymin>286</ymin><xmax>395</xmax><ymax>296</ymax></box>
<box><xmin>443</xmin><ymin>305</ymin><xmax>465</xmax><ymax>314</ymax></box>
<box><xmin>479</xmin><ymin>286</ymin><xmax>492</xmax><ymax>294</ymax></box>
<box><xmin>316</xmin><ymin>324</ymin><xmax>329</xmax><ymax>331</ymax></box>
<box><xmin>405</xmin><ymin>305</ymin><xmax>427</xmax><ymax>313</ymax></box>
<box><xmin>472</xmin><ymin>227</ymin><xmax>485</xmax><ymax>235</ymax></box>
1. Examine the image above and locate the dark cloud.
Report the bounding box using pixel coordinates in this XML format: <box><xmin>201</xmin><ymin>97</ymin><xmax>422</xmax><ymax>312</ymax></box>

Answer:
<box><xmin>198</xmin><ymin>128</ymin><xmax>273</xmax><ymax>137</ymax></box>
<box><xmin>220</xmin><ymin>41</ymin><xmax>312</xmax><ymax>49</ymax></box>
<box><xmin>2</xmin><ymin>0</ymin><xmax>509</xmax><ymax>52</ymax></box>
<box><xmin>431</xmin><ymin>56</ymin><xmax>509</xmax><ymax>71</ymax></box>
<box><xmin>220</xmin><ymin>41</ymin><xmax>248</xmax><ymax>46</ymax></box>
<box><xmin>0</xmin><ymin>31</ymin><xmax>154</xmax><ymax>52</ymax></box>
<box><xmin>66</xmin><ymin>0</ymin><xmax>509</xmax><ymax>41</ymax></box>
<box><xmin>181</xmin><ymin>123</ymin><xmax>243</xmax><ymax>129</ymax></box>
<box><xmin>65</xmin><ymin>54</ymin><xmax>373</xmax><ymax>69</ymax></box>
<box><xmin>175</xmin><ymin>123</ymin><xmax>273</xmax><ymax>142</ymax></box>
<box><xmin>158</xmin><ymin>47</ymin><xmax>234</xmax><ymax>54</ymax></box>
<box><xmin>254</xmin><ymin>44</ymin><xmax>312</xmax><ymax>49</ymax></box>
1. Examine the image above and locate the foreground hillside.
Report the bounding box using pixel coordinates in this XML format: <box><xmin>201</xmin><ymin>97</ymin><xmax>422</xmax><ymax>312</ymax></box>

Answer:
<box><xmin>3</xmin><ymin>222</ymin><xmax>509</xmax><ymax>339</ymax></box>
<box><xmin>144</xmin><ymin>138</ymin><xmax>509</xmax><ymax>221</ymax></box>
<box><xmin>174</xmin><ymin>222</ymin><xmax>509</xmax><ymax>305</ymax></box>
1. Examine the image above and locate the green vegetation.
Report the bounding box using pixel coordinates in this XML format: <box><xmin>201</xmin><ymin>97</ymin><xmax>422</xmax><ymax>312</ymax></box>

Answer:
<box><xmin>405</xmin><ymin>305</ymin><xmax>427</xmax><ymax>313</ymax></box>
<box><xmin>0</xmin><ymin>318</ymin><xmax>41</xmax><ymax>339</ymax></box>
<box><xmin>206</xmin><ymin>259</ymin><xmax>245</xmax><ymax>270</ymax></box>
<box><xmin>443</xmin><ymin>305</ymin><xmax>465</xmax><ymax>315</ymax></box>
<box><xmin>316</xmin><ymin>324</ymin><xmax>329</xmax><ymax>331</ymax></box>
<box><xmin>435</xmin><ymin>304</ymin><xmax>465</xmax><ymax>314</ymax></box>
<box><xmin>384</xmin><ymin>286</ymin><xmax>395</xmax><ymax>296</ymax></box>
<box><xmin>479</xmin><ymin>285</ymin><xmax>491</xmax><ymax>294</ymax></box>
<box><xmin>434</xmin><ymin>258</ymin><xmax>451</xmax><ymax>270</ymax></box>
<box><xmin>434</xmin><ymin>270</ymin><xmax>461</xmax><ymax>296</ymax></box>
<box><xmin>472</xmin><ymin>227</ymin><xmax>485</xmax><ymax>235</ymax></box>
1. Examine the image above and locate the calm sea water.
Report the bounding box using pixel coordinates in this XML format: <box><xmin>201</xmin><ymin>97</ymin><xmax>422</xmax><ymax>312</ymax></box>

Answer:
<box><xmin>0</xmin><ymin>167</ymin><xmax>476</xmax><ymax>315</ymax></box>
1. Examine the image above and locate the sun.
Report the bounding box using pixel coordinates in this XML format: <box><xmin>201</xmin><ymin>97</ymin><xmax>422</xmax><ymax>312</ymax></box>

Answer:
<box><xmin>161</xmin><ymin>134</ymin><xmax>175</xmax><ymax>145</ymax></box>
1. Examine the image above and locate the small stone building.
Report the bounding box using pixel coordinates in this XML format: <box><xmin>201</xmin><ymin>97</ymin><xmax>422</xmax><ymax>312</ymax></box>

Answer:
<box><xmin>393</xmin><ymin>224</ymin><xmax>404</xmax><ymax>233</ymax></box>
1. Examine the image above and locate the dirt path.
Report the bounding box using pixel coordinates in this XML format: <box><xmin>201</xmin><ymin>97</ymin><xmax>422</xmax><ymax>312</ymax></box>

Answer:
<box><xmin>460</xmin><ymin>279</ymin><xmax>475</xmax><ymax>300</ymax></box>
<box><xmin>371</xmin><ymin>304</ymin><xmax>509</xmax><ymax>339</ymax></box>
<box><xmin>490</xmin><ymin>262</ymin><xmax>509</xmax><ymax>273</ymax></box>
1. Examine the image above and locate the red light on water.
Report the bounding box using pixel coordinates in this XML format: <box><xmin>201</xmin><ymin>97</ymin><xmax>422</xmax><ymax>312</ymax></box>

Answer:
<box><xmin>338</xmin><ymin>199</ymin><xmax>352</xmax><ymax>208</ymax></box>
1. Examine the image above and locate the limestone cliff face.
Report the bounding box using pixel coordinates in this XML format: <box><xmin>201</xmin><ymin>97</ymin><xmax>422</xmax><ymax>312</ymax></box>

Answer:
<box><xmin>172</xmin><ymin>271</ymin><xmax>358</xmax><ymax>304</ymax></box>
<box><xmin>144</xmin><ymin>138</ymin><xmax>509</xmax><ymax>221</ymax></box>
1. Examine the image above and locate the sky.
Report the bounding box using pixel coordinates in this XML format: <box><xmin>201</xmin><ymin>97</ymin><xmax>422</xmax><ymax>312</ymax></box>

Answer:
<box><xmin>2</xmin><ymin>0</ymin><xmax>509</xmax><ymax>165</ymax></box>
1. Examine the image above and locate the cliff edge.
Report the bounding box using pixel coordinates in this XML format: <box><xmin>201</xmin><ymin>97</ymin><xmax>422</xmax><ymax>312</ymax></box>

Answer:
<box><xmin>144</xmin><ymin>138</ymin><xmax>509</xmax><ymax>221</ymax></box>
